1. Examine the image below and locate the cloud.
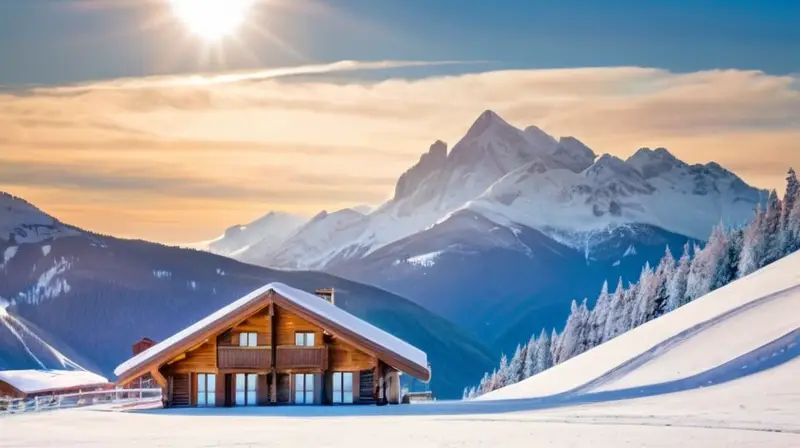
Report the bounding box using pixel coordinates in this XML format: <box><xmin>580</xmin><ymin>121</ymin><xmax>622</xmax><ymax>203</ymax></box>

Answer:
<box><xmin>1</xmin><ymin>62</ymin><xmax>798</xmax><ymax>243</ymax></box>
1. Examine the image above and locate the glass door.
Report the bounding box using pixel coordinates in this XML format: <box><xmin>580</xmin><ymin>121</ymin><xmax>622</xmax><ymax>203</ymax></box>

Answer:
<box><xmin>294</xmin><ymin>373</ymin><xmax>315</xmax><ymax>404</ymax></box>
<box><xmin>235</xmin><ymin>373</ymin><xmax>257</xmax><ymax>406</ymax></box>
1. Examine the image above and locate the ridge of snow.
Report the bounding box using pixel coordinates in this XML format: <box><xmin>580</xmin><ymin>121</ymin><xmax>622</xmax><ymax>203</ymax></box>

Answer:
<box><xmin>114</xmin><ymin>282</ymin><xmax>429</xmax><ymax>379</ymax></box>
<box><xmin>0</xmin><ymin>369</ymin><xmax>108</xmax><ymax>394</ymax></box>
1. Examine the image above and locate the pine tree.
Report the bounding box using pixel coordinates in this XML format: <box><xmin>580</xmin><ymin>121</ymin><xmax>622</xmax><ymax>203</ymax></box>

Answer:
<box><xmin>620</xmin><ymin>281</ymin><xmax>639</xmax><ymax>332</ymax></box>
<box><xmin>713</xmin><ymin>228</ymin><xmax>742</xmax><ymax>290</ymax></box>
<box><xmin>556</xmin><ymin>299</ymin><xmax>591</xmax><ymax>363</ymax></box>
<box><xmin>508</xmin><ymin>343</ymin><xmax>527</xmax><ymax>385</ymax></box>
<box><xmin>496</xmin><ymin>355</ymin><xmax>510</xmax><ymax>389</ymax></box>
<box><xmin>536</xmin><ymin>328</ymin><xmax>553</xmax><ymax>372</ymax></box>
<box><xmin>692</xmin><ymin>224</ymin><xmax>729</xmax><ymax>300</ymax></box>
<box><xmin>666</xmin><ymin>242</ymin><xmax>691</xmax><ymax>311</ymax></box>
<box><xmin>588</xmin><ymin>280</ymin><xmax>611</xmax><ymax>347</ymax></box>
<box><xmin>604</xmin><ymin>277</ymin><xmax>626</xmax><ymax>340</ymax></box>
<box><xmin>523</xmin><ymin>333</ymin><xmax>538</xmax><ymax>379</ymax></box>
<box><xmin>651</xmin><ymin>246</ymin><xmax>675</xmax><ymax>319</ymax></box>
<box><xmin>632</xmin><ymin>262</ymin><xmax>655</xmax><ymax>327</ymax></box>
<box><xmin>760</xmin><ymin>190</ymin><xmax>783</xmax><ymax>267</ymax></box>
<box><xmin>781</xmin><ymin>168</ymin><xmax>798</xmax><ymax>233</ymax></box>
<box><xmin>738</xmin><ymin>204</ymin><xmax>765</xmax><ymax>277</ymax></box>
<box><xmin>549</xmin><ymin>328</ymin><xmax>560</xmax><ymax>365</ymax></box>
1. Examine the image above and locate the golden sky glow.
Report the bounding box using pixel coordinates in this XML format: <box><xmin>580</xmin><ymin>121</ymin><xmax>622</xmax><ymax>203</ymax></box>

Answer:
<box><xmin>1</xmin><ymin>63</ymin><xmax>798</xmax><ymax>244</ymax></box>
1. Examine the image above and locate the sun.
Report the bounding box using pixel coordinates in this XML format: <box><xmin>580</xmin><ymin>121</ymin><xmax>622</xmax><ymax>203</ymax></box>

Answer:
<box><xmin>170</xmin><ymin>0</ymin><xmax>255</xmax><ymax>40</ymax></box>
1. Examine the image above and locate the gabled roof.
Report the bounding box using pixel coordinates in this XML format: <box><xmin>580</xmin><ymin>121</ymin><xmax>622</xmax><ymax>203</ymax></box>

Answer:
<box><xmin>114</xmin><ymin>283</ymin><xmax>431</xmax><ymax>384</ymax></box>
<box><xmin>0</xmin><ymin>370</ymin><xmax>108</xmax><ymax>395</ymax></box>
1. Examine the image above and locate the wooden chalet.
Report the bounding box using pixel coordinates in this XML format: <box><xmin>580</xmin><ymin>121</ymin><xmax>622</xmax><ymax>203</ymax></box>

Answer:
<box><xmin>0</xmin><ymin>370</ymin><xmax>110</xmax><ymax>400</ymax></box>
<box><xmin>114</xmin><ymin>283</ymin><xmax>431</xmax><ymax>407</ymax></box>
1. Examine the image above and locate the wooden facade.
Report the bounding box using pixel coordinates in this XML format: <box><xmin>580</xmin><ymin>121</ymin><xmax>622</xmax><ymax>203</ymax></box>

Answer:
<box><xmin>115</xmin><ymin>287</ymin><xmax>428</xmax><ymax>408</ymax></box>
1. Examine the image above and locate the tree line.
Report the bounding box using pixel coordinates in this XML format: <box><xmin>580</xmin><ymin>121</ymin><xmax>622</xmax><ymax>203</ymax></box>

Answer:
<box><xmin>463</xmin><ymin>168</ymin><xmax>800</xmax><ymax>399</ymax></box>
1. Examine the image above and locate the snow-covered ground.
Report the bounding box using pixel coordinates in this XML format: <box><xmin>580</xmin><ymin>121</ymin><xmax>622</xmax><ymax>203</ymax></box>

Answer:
<box><xmin>3</xmin><ymin>250</ymin><xmax>797</xmax><ymax>447</ymax></box>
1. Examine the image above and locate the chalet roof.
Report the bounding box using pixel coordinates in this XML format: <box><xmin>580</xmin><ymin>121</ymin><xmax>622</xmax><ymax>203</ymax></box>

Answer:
<box><xmin>113</xmin><ymin>282</ymin><xmax>430</xmax><ymax>382</ymax></box>
<box><xmin>0</xmin><ymin>370</ymin><xmax>108</xmax><ymax>395</ymax></box>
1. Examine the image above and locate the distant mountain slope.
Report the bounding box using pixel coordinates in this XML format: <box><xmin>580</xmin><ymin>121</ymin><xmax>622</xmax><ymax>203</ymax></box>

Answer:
<box><xmin>0</xmin><ymin>194</ymin><xmax>495</xmax><ymax>399</ymax></box>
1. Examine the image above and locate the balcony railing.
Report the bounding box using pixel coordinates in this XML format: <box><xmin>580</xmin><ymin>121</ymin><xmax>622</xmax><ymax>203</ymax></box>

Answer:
<box><xmin>275</xmin><ymin>345</ymin><xmax>328</xmax><ymax>370</ymax></box>
<box><xmin>217</xmin><ymin>346</ymin><xmax>272</xmax><ymax>370</ymax></box>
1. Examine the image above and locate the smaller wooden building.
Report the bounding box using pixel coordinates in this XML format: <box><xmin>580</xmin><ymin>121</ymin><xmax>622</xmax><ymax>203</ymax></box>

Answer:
<box><xmin>0</xmin><ymin>370</ymin><xmax>110</xmax><ymax>399</ymax></box>
<box><xmin>114</xmin><ymin>282</ymin><xmax>432</xmax><ymax>408</ymax></box>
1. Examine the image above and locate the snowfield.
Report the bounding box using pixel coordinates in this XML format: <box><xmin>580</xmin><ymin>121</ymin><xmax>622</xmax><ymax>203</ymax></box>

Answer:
<box><xmin>2</xmin><ymin>252</ymin><xmax>798</xmax><ymax>446</ymax></box>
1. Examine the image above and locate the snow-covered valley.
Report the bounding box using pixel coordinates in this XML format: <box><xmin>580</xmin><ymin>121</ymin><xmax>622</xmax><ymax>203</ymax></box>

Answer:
<box><xmin>3</xmin><ymin>248</ymin><xmax>798</xmax><ymax>447</ymax></box>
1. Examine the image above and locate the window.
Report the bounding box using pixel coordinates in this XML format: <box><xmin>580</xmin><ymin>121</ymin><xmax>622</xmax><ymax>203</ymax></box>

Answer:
<box><xmin>196</xmin><ymin>373</ymin><xmax>216</xmax><ymax>407</ymax></box>
<box><xmin>332</xmin><ymin>372</ymin><xmax>354</xmax><ymax>404</ymax></box>
<box><xmin>239</xmin><ymin>332</ymin><xmax>257</xmax><ymax>347</ymax></box>
<box><xmin>295</xmin><ymin>332</ymin><xmax>315</xmax><ymax>346</ymax></box>
<box><xmin>235</xmin><ymin>373</ymin><xmax>257</xmax><ymax>406</ymax></box>
<box><xmin>294</xmin><ymin>373</ymin><xmax>315</xmax><ymax>404</ymax></box>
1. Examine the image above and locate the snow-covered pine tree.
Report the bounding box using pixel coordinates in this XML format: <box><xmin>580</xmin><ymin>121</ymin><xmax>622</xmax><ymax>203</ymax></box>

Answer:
<box><xmin>760</xmin><ymin>190</ymin><xmax>783</xmax><ymax>267</ymax></box>
<box><xmin>549</xmin><ymin>328</ymin><xmax>559</xmax><ymax>366</ymax></box>
<box><xmin>496</xmin><ymin>355</ymin><xmax>510</xmax><ymax>389</ymax></box>
<box><xmin>604</xmin><ymin>277</ymin><xmax>626</xmax><ymax>341</ymax></box>
<box><xmin>687</xmin><ymin>224</ymin><xmax>728</xmax><ymax>301</ymax></box>
<box><xmin>588</xmin><ymin>280</ymin><xmax>611</xmax><ymax>347</ymax></box>
<box><xmin>477</xmin><ymin>371</ymin><xmax>490</xmax><ymax>395</ymax></box>
<box><xmin>651</xmin><ymin>246</ymin><xmax>675</xmax><ymax>319</ymax></box>
<box><xmin>620</xmin><ymin>281</ymin><xmax>639</xmax><ymax>333</ymax></box>
<box><xmin>466</xmin><ymin>386</ymin><xmax>477</xmax><ymax>400</ymax></box>
<box><xmin>738</xmin><ymin>204</ymin><xmax>765</xmax><ymax>277</ymax></box>
<box><xmin>536</xmin><ymin>328</ymin><xmax>553</xmax><ymax>373</ymax></box>
<box><xmin>787</xmin><ymin>187</ymin><xmax>800</xmax><ymax>252</ymax></box>
<box><xmin>523</xmin><ymin>333</ymin><xmax>538</xmax><ymax>379</ymax></box>
<box><xmin>632</xmin><ymin>262</ymin><xmax>656</xmax><ymax>327</ymax></box>
<box><xmin>666</xmin><ymin>242</ymin><xmax>691</xmax><ymax>311</ymax></box>
<box><xmin>781</xmin><ymin>168</ymin><xmax>798</xmax><ymax>233</ymax></box>
<box><xmin>508</xmin><ymin>343</ymin><xmax>527</xmax><ymax>385</ymax></box>
<box><xmin>556</xmin><ymin>299</ymin><xmax>591</xmax><ymax>364</ymax></box>
<box><xmin>713</xmin><ymin>227</ymin><xmax>742</xmax><ymax>290</ymax></box>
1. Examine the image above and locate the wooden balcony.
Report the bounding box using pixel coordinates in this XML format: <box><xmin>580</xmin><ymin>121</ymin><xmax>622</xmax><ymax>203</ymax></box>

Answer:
<box><xmin>275</xmin><ymin>345</ymin><xmax>328</xmax><ymax>370</ymax></box>
<box><xmin>217</xmin><ymin>346</ymin><xmax>272</xmax><ymax>370</ymax></box>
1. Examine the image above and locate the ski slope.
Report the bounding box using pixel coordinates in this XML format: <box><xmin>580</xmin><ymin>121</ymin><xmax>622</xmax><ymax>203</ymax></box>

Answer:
<box><xmin>479</xmin><ymin>249</ymin><xmax>800</xmax><ymax>401</ymax></box>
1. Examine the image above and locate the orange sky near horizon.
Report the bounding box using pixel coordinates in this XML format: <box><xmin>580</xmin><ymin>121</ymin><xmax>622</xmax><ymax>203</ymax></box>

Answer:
<box><xmin>2</xmin><ymin>64</ymin><xmax>798</xmax><ymax>244</ymax></box>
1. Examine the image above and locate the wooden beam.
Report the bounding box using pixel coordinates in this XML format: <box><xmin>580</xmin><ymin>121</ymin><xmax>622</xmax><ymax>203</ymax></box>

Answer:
<box><xmin>150</xmin><ymin>368</ymin><xmax>167</xmax><ymax>389</ymax></box>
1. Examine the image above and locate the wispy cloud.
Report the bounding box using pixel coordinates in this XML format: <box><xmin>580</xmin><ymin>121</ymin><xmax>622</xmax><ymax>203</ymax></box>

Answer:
<box><xmin>35</xmin><ymin>60</ymin><xmax>481</xmax><ymax>92</ymax></box>
<box><xmin>1</xmin><ymin>62</ymin><xmax>798</xmax><ymax>242</ymax></box>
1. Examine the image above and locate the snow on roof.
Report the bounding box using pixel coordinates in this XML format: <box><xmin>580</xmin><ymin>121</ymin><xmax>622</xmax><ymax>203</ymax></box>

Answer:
<box><xmin>0</xmin><ymin>370</ymin><xmax>108</xmax><ymax>395</ymax></box>
<box><xmin>272</xmin><ymin>283</ymin><xmax>429</xmax><ymax>371</ymax></box>
<box><xmin>114</xmin><ymin>282</ymin><xmax>429</xmax><ymax>378</ymax></box>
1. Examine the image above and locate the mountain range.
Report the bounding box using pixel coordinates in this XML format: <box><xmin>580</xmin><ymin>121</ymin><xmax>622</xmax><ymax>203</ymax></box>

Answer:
<box><xmin>198</xmin><ymin>110</ymin><xmax>767</xmax><ymax>351</ymax></box>
<box><xmin>0</xmin><ymin>192</ymin><xmax>495</xmax><ymax>399</ymax></box>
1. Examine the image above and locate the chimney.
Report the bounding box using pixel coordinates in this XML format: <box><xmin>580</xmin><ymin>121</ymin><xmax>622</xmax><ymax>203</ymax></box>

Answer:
<box><xmin>132</xmin><ymin>337</ymin><xmax>156</xmax><ymax>355</ymax></box>
<box><xmin>315</xmin><ymin>288</ymin><xmax>335</xmax><ymax>305</ymax></box>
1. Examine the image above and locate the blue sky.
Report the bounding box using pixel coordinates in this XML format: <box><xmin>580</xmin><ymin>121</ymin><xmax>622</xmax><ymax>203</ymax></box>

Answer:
<box><xmin>1</xmin><ymin>0</ymin><xmax>799</xmax><ymax>242</ymax></box>
<box><xmin>1</xmin><ymin>0</ymin><xmax>798</xmax><ymax>85</ymax></box>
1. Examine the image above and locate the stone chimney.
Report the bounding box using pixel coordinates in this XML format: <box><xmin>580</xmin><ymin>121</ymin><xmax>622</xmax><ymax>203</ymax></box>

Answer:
<box><xmin>132</xmin><ymin>337</ymin><xmax>156</xmax><ymax>355</ymax></box>
<box><xmin>315</xmin><ymin>288</ymin><xmax>335</xmax><ymax>305</ymax></box>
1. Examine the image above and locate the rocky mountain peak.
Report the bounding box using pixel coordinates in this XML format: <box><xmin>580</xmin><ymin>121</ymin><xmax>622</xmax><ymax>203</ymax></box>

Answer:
<box><xmin>393</xmin><ymin>140</ymin><xmax>449</xmax><ymax>201</ymax></box>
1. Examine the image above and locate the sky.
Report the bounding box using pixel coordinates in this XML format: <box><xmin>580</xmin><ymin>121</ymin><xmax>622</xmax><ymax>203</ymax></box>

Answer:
<box><xmin>1</xmin><ymin>0</ymin><xmax>799</xmax><ymax>243</ymax></box>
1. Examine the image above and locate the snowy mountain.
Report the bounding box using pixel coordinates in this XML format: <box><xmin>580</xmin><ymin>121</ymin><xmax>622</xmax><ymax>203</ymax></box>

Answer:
<box><xmin>238</xmin><ymin>208</ymin><xmax>368</xmax><ymax>269</ymax></box>
<box><xmin>191</xmin><ymin>211</ymin><xmax>307</xmax><ymax>258</ymax></box>
<box><xmin>0</xmin><ymin>194</ymin><xmax>496</xmax><ymax>398</ymax></box>
<box><xmin>228</xmin><ymin>111</ymin><xmax>763</xmax><ymax>274</ymax></box>
<box><xmin>208</xmin><ymin>110</ymin><xmax>763</xmax><ymax>351</ymax></box>
<box><xmin>0</xmin><ymin>192</ymin><xmax>79</xmax><ymax>245</ymax></box>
